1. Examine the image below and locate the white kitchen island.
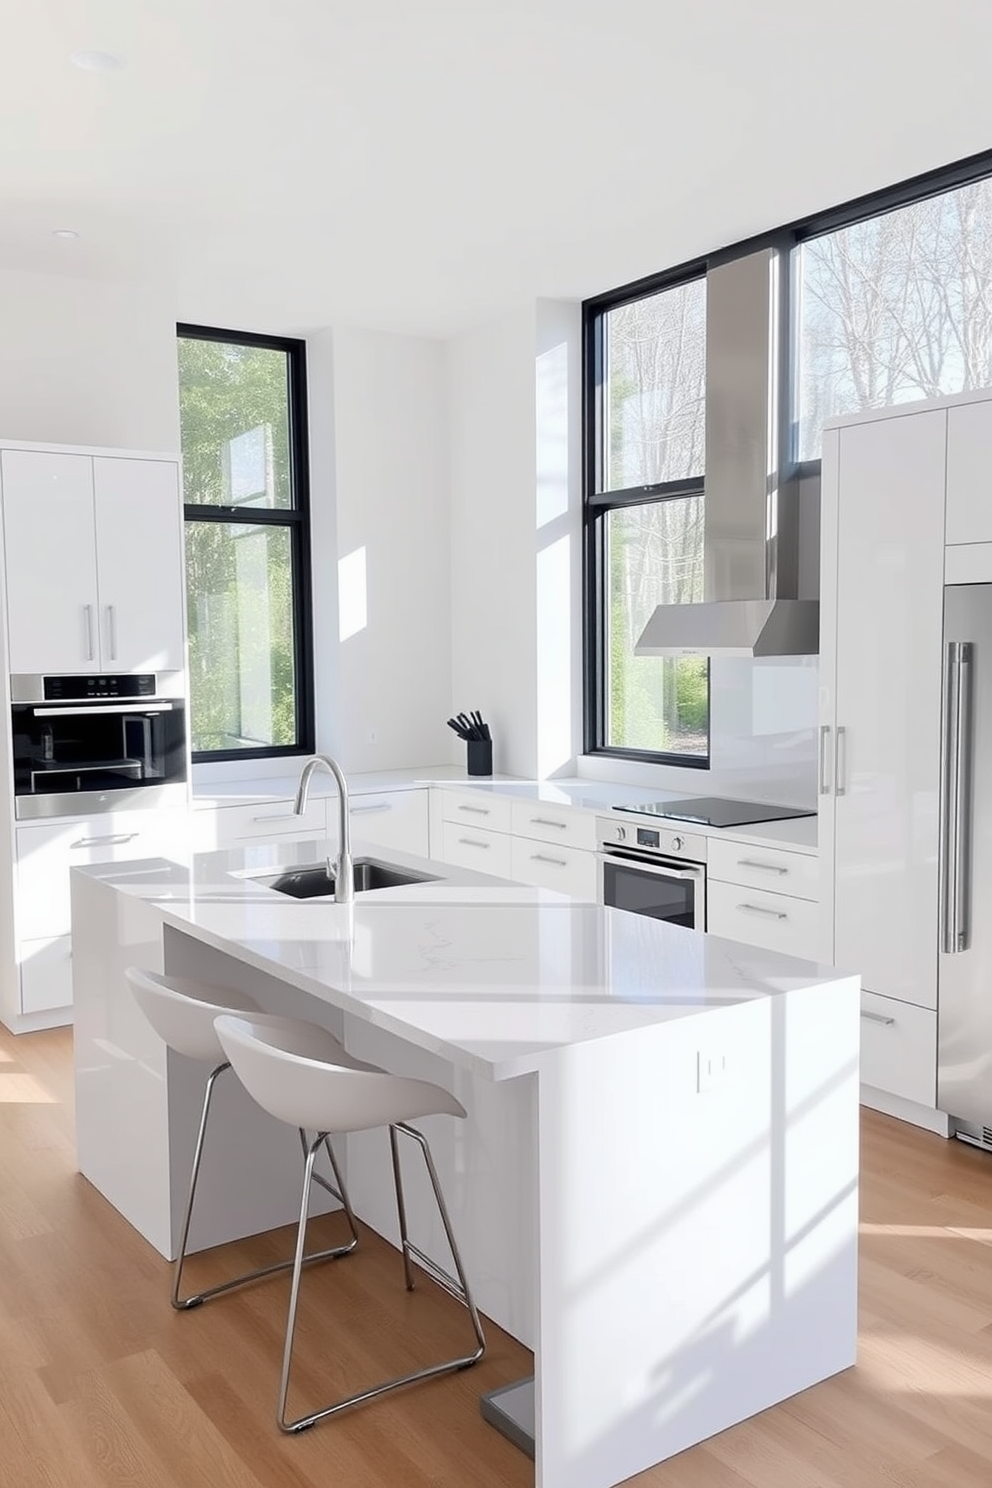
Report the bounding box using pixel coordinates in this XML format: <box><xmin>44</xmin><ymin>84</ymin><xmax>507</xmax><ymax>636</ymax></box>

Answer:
<box><xmin>71</xmin><ymin>838</ymin><xmax>860</xmax><ymax>1488</ymax></box>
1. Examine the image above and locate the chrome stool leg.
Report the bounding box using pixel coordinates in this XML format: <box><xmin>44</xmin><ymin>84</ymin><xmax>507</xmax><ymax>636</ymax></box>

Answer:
<box><xmin>172</xmin><ymin>1069</ymin><xmax>357</xmax><ymax>1312</ymax></box>
<box><xmin>278</xmin><ymin>1125</ymin><xmax>486</xmax><ymax>1434</ymax></box>
<box><xmin>389</xmin><ymin>1123</ymin><xmax>415</xmax><ymax>1291</ymax></box>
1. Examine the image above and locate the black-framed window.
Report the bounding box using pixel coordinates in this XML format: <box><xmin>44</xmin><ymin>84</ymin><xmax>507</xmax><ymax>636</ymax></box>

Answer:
<box><xmin>584</xmin><ymin>147</ymin><xmax>992</xmax><ymax>767</ymax></box>
<box><xmin>584</xmin><ymin>273</ymin><xmax>711</xmax><ymax>767</ymax></box>
<box><xmin>177</xmin><ymin>324</ymin><xmax>314</xmax><ymax>760</ymax></box>
<box><xmin>794</xmin><ymin>173</ymin><xmax>992</xmax><ymax>460</ymax></box>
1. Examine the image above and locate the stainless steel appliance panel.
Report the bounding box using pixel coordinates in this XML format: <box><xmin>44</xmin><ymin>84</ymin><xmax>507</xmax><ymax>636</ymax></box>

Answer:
<box><xmin>938</xmin><ymin>583</ymin><xmax>992</xmax><ymax>1128</ymax></box>
<box><xmin>10</xmin><ymin>672</ymin><xmax>188</xmax><ymax>819</ymax></box>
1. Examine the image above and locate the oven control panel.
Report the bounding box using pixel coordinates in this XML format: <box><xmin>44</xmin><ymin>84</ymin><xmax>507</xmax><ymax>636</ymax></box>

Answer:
<box><xmin>596</xmin><ymin>818</ymin><xmax>707</xmax><ymax>861</ymax></box>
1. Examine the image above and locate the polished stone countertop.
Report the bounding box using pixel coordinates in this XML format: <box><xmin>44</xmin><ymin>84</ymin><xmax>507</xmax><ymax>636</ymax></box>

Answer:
<box><xmin>78</xmin><ymin>836</ymin><xmax>844</xmax><ymax>1082</ymax></box>
<box><xmin>192</xmin><ymin>766</ymin><xmax>819</xmax><ymax>852</ymax></box>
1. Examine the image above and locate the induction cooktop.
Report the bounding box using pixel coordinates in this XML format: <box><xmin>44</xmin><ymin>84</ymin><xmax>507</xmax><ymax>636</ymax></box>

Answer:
<box><xmin>613</xmin><ymin>796</ymin><xmax>816</xmax><ymax>829</ymax></box>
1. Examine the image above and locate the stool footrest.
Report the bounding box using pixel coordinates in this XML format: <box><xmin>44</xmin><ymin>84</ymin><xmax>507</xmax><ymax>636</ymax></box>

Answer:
<box><xmin>403</xmin><ymin>1240</ymin><xmax>469</xmax><ymax>1305</ymax></box>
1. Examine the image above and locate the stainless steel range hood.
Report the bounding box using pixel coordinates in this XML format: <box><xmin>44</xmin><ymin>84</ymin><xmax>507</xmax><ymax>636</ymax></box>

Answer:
<box><xmin>634</xmin><ymin>249</ymin><xmax>819</xmax><ymax>658</ymax></box>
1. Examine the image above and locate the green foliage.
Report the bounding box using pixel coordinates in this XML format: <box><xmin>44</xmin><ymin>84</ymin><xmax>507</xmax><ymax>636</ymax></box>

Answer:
<box><xmin>178</xmin><ymin>337</ymin><xmax>297</xmax><ymax>753</ymax></box>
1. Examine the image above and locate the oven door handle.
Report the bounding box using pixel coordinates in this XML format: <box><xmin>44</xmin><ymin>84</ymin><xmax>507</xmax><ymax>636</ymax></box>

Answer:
<box><xmin>600</xmin><ymin>851</ymin><xmax>704</xmax><ymax>881</ymax></box>
<box><xmin>32</xmin><ymin>704</ymin><xmax>174</xmax><ymax>717</ymax></box>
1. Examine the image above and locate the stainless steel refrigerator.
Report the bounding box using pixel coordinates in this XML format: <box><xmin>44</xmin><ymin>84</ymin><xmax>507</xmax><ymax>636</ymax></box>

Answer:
<box><xmin>938</xmin><ymin>582</ymin><xmax>992</xmax><ymax>1145</ymax></box>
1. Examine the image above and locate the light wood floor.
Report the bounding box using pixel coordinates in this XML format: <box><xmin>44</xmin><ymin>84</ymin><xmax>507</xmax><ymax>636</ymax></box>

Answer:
<box><xmin>2</xmin><ymin>1028</ymin><xmax>992</xmax><ymax>1488</ymax></box>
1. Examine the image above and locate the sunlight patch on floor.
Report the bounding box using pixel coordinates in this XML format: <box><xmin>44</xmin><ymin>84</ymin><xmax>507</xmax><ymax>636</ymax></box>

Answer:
<box><xmin>0</xmin><ymin>1072</ymin><xmax>57</xmax><ymax>1103</ymax></box>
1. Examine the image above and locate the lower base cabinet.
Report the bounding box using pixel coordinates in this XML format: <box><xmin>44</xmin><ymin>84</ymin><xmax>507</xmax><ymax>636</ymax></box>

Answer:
<box><xmin>859</xmin><ymin>989</ymin><xmax>937</xmax><ymax>1108</ymax></box>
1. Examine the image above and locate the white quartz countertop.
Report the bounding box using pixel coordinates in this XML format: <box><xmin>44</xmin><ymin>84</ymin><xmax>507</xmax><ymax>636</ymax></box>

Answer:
<box><xmin>192</xmin><ymin>766</ymin><xmax>819</xmax><ymax>852</ymax></box>
<box><xmin>79</xmin><ymin>836</ymin><xmax>843</xmax><ymax>1082</ymax></box>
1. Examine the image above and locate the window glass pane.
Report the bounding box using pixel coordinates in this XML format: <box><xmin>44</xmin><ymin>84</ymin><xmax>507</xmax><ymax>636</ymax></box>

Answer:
<box><xmin>178</xmin><ymin>337</ymin><xmax>292</xmax><ymax>509</ymax></box>
<box><xmin>796</xmin><ymin>177</ymin><xmax>992</xmax><ymax>458</ymax></box>
<box><xmin>185</xmin><ymin>522</ymin><xmax>297</xmax><ymax>752</ymax></box>
<box><xmin>605</xmin><ymin>500</ymin><xmax>708</xmax><ymax>756</ymax></box>
<box><xmin>604</xmin><ymin>278</ymin><xmax>706</xmax><ymax>489</ymax></box>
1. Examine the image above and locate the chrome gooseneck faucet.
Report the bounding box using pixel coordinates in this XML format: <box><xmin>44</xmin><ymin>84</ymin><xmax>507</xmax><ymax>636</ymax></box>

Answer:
<box><xmin>293</xmin><ymin>755</ymin><xmax>354</xmax><ymax>904</ymax></box>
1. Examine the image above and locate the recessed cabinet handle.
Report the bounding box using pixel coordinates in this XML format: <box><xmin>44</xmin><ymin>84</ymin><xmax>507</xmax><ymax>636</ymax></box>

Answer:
<box><xmin>736</xmin><ymin>859</ymin><xmax>788</xmax><ymax>875</ymax></box>
<box><xmin>737</xmin><ymin>902</ymin><xmax>788</xmax><ymax>920</ymax></box>
<box><xmin>531</xmin><ymin>817</ymin><xmax>567</xmax><ymax>830</ymax></box>
<box><xmin>860</xmin><ymin>1009</ymin><xmax>896</xmax><ymax>1027</ymax></box>
<box><xmin>531</xmin><ymin>853</ymin><xmax>567</xmax><ymax>866</ymax></box>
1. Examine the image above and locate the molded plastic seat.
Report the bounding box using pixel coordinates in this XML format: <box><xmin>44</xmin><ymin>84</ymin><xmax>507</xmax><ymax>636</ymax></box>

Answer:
<box><xmin>214</xmin><ymin>1012</ymin><xmax>486</xmax><ymax>1434</ymax></box>
<box><xmin>124</xmin><ymin>967</ymin><xmax>361</xmax><ymax>1311</ymax></box>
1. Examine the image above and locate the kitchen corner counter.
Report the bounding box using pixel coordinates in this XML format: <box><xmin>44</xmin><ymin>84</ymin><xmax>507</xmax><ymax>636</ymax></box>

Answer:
<box><xmin>191</xmin><ymin>766</ymin><xmax>819</xmax><ymax>852</ymax></box>
<box><xmin>71</xmin><ymin>837</ymin><xmax>856</xmax><ymax>1488</ymax></box>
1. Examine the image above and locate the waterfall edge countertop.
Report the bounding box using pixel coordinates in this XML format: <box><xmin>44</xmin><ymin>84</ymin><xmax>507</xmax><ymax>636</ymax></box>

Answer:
<box><xmin>71</xmin><ymin>839</ymin><xmax>858</xmax><ymax>1488</ymax></box>
<box><xmin>73</xmin><ymin>837</ymin><xmax>843</xmax><ymax>1080</ymax></box>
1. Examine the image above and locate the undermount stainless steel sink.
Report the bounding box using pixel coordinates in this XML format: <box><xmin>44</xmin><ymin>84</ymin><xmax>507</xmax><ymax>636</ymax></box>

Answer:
<box><xmin>259</xmin><ymin>857</ymin><xmax>440</xmax><ymax>900</ymax></box>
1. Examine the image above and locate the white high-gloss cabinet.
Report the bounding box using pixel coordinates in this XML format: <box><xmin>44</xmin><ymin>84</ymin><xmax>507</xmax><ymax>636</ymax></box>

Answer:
<box><xmin>0</xmin><ymin>449</ymin><xmax>185</xmax><ymax>674</ymax></box>
<box><xmin>946</xmin><ymin>398</ymin><xmax>992</xmax><ymax>547</ymax></box>
<box><xmin>819</xmin><ymin>408</ymin><xmax>947</xmax><ymax>1013</ymax></box>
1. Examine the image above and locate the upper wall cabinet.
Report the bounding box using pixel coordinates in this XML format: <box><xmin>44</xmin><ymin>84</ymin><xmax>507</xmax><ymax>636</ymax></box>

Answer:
<box><xmin>0</xmin><ymin>449</ymin><xmax>185</xmax><ymax>675</ymax></box>
<box><xmin>946</xmin><ymin>399</ymin><xmax>992</xmax><ymax>547</ymax></box>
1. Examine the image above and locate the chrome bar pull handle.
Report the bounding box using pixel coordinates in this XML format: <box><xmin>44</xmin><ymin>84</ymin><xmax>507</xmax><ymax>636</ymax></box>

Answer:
<box><xmin>84</xmin><ymin>604</ymin><xmax>95</xmax><ymax>661</ymax></box>
<box><xmin>834</xmin><ymin>726</ymin><xmax>847</xmax><ymax>797</ymax></box>
<box><xmin>107</xmin><ymin>604</ymin><xmax>118</xmax><ymax>661</ymax></box>
<box><xmin>818</xmin><ymin>724</ymin><xmax>832</xmax><ymax>796</ymax></box>
<box><xmin>860</xmin><ymin>1009</ymin><xmax>895</xmax><ymax>1027</ymax></box>
<box><xmin>940</xmin><ymin>640</ymin><xmax>974</xmax><ymax>955</ymax></box>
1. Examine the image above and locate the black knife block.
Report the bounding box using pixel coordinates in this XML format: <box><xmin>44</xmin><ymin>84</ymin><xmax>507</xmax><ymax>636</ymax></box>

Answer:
<box><xmin>466</xmin><ymin>739</ymin><xmax>493</xmax><ymax>777</ymax></box>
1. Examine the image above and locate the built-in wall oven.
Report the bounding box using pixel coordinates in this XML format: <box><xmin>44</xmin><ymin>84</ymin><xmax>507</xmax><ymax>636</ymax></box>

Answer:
<box><xmin>597</xmin><ymin>817</ymin><xmax>707</xmax><ymax>929</ymax></box>
<box><xmin>10</xmin><ymin>673</ymin><xmax>188</xmax><ymax>819</ymax></box>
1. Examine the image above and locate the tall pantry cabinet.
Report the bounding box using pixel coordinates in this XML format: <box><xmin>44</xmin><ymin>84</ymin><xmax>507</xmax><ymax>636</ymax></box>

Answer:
<box><xmin>819</xmin><ymin>391</ymin><xmax>992</xmax><ymax>1133</ymax></box>
<box><xmin>0</xmin><ymin>440</ymin><xmax>189</xmax><ymax>1035</ymax></box>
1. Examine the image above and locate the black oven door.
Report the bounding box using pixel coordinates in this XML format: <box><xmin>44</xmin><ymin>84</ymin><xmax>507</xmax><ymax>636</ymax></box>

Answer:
<box><xmin>11</xmin><ymin>698</ymin><xmax>187</xmax><ymax>816</ymax></box>
<box><xmin>600</xmin><ymin>851</ymin><xmax>705</xmax><ymax>929</ymax></box>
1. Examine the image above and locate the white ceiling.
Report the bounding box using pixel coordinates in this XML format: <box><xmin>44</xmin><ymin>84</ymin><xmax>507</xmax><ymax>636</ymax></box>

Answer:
<box><xmin>4</xmin><ymin>0</ymin><xmax>992</xmax><ymax>338</ymax></box>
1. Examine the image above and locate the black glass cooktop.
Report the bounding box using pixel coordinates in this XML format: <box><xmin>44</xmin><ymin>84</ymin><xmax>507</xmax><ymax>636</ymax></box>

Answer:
<box><xmin>614</xmin><ymin>796</ymin><xmax>816</xmax><ymax>829</ymax></box>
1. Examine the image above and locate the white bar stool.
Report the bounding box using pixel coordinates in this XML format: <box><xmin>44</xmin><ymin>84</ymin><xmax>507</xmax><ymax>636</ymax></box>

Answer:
<box><xmin>125</xmin><ymin>967</ymin><xmax>361</xmax><ymax>1310</ymax></box>
<box><xmin>214</xmin><ymin>1011</ymin><xmax>487</xmax><ymax>1434</ymax></box>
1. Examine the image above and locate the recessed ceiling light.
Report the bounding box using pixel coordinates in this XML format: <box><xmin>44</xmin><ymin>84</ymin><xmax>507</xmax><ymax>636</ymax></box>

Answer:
<box><xmin>71</xmin><ymin>50</ymin><xmax>125</xmax><ymax>72</ymax></box>
<box><xmin>52</xmin><ymin>229</ymin><xmax>80</xmax><ymax>241</ymax></box>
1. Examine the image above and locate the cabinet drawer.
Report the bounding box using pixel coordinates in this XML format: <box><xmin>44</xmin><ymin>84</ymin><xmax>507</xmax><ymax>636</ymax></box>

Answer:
<box><xmin>510</xmin><ymin>800</ymin><xmax>597</xmax><ymax>851</ymax></box>
<box><xmin>708</xmin><ymin>838</ymin><xmax>819</xmax><ymax>901</ymax></box>
<box><xmin>344</xmin><ymin>790</ymin><xmax>429</xmax><ymax>858</ymax></box>
<box><xmin>510</xmin><ymin>838</ymin><xmax>597</xmax><ymax>900</ymax></box>
<box><xmin>16</xmin><ymin>812</ymin><xmax>176</xmax><ymax>941</ymax></box>
<box><xmin>859</xmin><ymin>990</ymin><xmax>936</xmax><ymax>1107</ymax></box>
<box><xmin>213</xmin><ymin>797</ymin><xmax>326</xmax><ymax>847</ymax></box>
<box><xmin>706</xmin><ymin>881</ymin><xmax>820</xmax><ymax>960</ymax></box>
<box><xmin>440</xmin><ymin>821</ymin><xmax>512</xmax><ymax>877</ymax></box>
<box><xmin>20</xmin><ymin>935</ymin><xmax>73</xmax><ymax>1014</ymax></box>
<box><xmin>439</xmin><ymin>788</ymin><xmax>513</xmax><ymax>835</ymax></box>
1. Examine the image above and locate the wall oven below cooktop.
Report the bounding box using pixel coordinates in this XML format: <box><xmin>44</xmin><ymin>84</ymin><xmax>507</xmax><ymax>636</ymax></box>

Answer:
<box><xmin>597</xmin><ymin>816</ymin><xmax>707</xmax><ymax>930</ymax></box>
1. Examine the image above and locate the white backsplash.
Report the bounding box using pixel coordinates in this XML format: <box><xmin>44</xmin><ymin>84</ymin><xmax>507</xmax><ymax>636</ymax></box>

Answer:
<box><xmin>578</xmin><ymin>656</ymin><xmax>819</xmax><ymax>807</ymax></box>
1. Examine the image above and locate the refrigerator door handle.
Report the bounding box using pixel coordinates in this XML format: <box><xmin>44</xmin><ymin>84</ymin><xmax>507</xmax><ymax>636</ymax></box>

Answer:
<box><xmin>940</xmin><ymin>640</ymin><xmax>974</xmax><ymax>955</ymax></box>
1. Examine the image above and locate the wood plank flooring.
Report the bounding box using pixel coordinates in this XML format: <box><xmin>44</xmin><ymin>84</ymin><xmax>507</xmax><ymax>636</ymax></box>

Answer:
<box><xmin>2</xmin><ymin>1026</ymin><xmax>992</xmax><ymax>1487</ymax></box>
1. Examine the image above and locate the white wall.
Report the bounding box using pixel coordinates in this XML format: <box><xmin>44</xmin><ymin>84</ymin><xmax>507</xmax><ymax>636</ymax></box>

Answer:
<box><xmin>448</xmin><ymin>299</ymin><xmax>583</xmax><ymax>779</ymax></box>
<box><xmin>0</xmin><ymin>268</ymin><xmax>180</xmax><ymax>451</ymax></box>
<box><xmin>308</xmin><ymin>325</ymin><xmax>451</xmax><ymax>772</ymax></box>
